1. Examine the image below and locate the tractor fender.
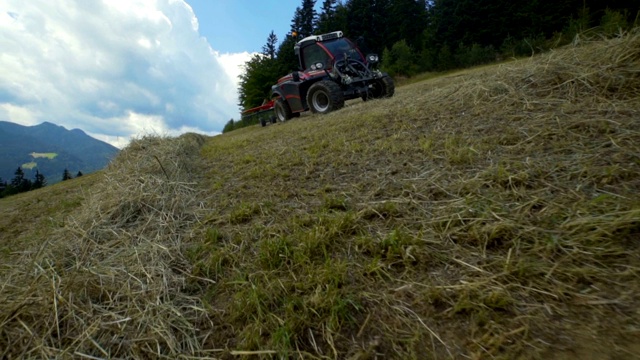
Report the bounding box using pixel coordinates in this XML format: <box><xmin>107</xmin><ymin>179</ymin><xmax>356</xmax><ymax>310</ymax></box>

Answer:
<box><xmin>272</xmin><ymin>73</ymin><xmax>333</xmax><ymax>113</ymax></box>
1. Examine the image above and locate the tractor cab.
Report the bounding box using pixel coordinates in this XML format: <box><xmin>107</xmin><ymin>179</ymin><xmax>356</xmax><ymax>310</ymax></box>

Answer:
<box><xmin>294</xmin><ymin>31</ymin><xmax>364</xmax><ymax>71</ymax></box>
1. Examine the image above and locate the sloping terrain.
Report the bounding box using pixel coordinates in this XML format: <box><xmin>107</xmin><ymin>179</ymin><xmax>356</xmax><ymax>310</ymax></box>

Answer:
<box><xmin>1</xmin><ymin>32</ymin><xmax>639</xmax><ymax>359</ymax></box>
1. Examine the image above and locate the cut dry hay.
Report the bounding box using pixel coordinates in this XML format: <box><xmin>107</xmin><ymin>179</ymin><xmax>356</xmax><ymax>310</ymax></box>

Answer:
<box><xmin>0</xmin><ymin>133</ymin><xmax>215</xmax><ymax>358</ymax></box>
<box><xmin>198</xmin><ymin>30</ymin><xmax>640</xmax><ymax>359</ymax></box>
<box><xmin>0</xmin><ymin>31</ymin><xmax>639</xmax><ymax>359</ymax></box>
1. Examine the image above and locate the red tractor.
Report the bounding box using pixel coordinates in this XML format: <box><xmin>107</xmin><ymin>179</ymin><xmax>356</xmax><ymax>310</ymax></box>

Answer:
<box><xmin>241</xmin><ymin>31</ymin><xmax>394</xmax><ymax>126</ymax></box>
<box><xmin>272</xmin><ymin>31</ymin><xmax>394</xmax><ymax>121</ymax></box>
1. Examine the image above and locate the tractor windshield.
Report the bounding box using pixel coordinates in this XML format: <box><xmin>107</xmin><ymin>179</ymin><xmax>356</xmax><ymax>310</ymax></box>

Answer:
<box><xmin>301</xmin><ymin>44</ymin><xmax>331</xmax><ymax>70</ymax></box>
<box><xmin>322</xmin><ymin>38</ymin><xmax>362</xmax><ymax>61</ymax></box>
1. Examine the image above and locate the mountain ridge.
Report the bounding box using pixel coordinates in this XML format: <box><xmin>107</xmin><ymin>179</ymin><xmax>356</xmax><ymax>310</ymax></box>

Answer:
<box><xmin>0</xmin><ymin>121</ymin><xmax>119</xmax><ymax>183</ymax></box>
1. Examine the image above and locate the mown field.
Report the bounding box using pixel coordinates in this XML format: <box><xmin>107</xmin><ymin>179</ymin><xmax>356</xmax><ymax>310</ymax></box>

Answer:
<box><xmin>1</xmin><ymin>32</ymin><xmax>639</xmax><ymax>359</ymax></box>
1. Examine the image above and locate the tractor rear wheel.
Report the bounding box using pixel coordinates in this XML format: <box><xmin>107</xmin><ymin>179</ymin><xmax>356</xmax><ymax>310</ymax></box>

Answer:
<box><xmin>307</xmin><ymin>81</ymin><xmax>345</xmax><ymax>114</ymax></box>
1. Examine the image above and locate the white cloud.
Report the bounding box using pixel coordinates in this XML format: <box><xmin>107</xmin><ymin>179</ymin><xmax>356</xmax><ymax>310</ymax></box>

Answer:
<box><xmin>86</xmin><ymin>110</ymin><xmax>221</xmax><ymax>149</ymax></box>
<box><xmin>0</xmin><ymin>0</ymin><xmax>248</xmax><ymax>148</ymax></box>
<box><xmin>0</xmin><ymin>104</ymin><xmax>40</xmax><ymax>126</ymax></box>
<box><xmin>216</xmin><ymin>51</ymin><xmax>254</xmax><ymax>109</ymax></box>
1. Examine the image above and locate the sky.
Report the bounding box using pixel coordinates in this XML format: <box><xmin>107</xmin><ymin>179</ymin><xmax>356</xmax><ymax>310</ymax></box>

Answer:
<box><xmin>0</xmin><ymin>0</ymin><xmax>308</xmax><ymax>148</ymax></box>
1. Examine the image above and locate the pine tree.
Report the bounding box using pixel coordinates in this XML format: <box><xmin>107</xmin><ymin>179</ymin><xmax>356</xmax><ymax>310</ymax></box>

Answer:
<box><xmin>290</xmin><ymin>6</ymin><xmax>303</xmax><ymax>35</ymax></box>
<box><xmin>387</xmin><ymin>0</ymin><xmax>429</xmax><ymax>50</ymax></box>
<box><xmin>62</xmin><ymin>168</ymin><xmax>73</xmax><ymax>181</ymax></box>
<box><xmin>262</xmin><ymin>31</ymin><xmax>278</xmax><ymax>59</ymax></box>
<box><xmin>32</xmin><ymin>170</ymin><xmax>46</xmax><ymax>190</ymax></box>
<box><xmin>76</xmin><ymin>171</ymin><xmax>83</xmax><ymax>177</ymax></box>
<box><xmin>10</xmin><ymin>167</ymin><xmax>31</xmax><ymax>193</ymax></box>
<box><xmin>345</xmin><ymin>0</ymin><xmax>389</xmax><ymax>55</ymax></box>
<box><xmin>314</xmin><ymin>0</ymin><xmax>349</xmax><ymax>34</ymax></box>
<box><xmin>222</xmin><ymin>119</ymin><xmax>236</xmax><ymax>133</ymax></box>
<box><xmin>332</xmin><ymin>3</ymin><xmax>349</xmax><ymax>35</ymax></box>
<box><xmin>315</xmin><ymin>0</ymin><xmax>338</xmax><ymax>33</ymax></box>
<box><xmin>10</xmin><ymin>167</ymin><xmax>25</xmax><ymax>188</ymax></box>
<box><xmin>276</xmin><ymin>34</ymin><xmax>301</xmax><ymax>72</ymax></box>
<box><xmin>291</xmin><ymin>0</ymin><xmax>317</xmax><ymax>37</ymax></box>
<box><xmin>300</xmin><ymin>0</ymin><xmax>317</xmax><ymax>36</ymax></box>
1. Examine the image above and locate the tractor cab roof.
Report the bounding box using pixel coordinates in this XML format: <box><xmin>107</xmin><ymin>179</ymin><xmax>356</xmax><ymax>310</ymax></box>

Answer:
<box><xmin>294</xmin><ymin>31</ymin><xmax>344</xmax><ymax>56</ymax></box>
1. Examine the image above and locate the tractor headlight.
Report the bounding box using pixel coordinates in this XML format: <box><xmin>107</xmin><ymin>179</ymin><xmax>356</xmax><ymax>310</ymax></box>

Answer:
<box><xmin>367</xmin><ymin>54</ymin><xmax>379</xmax><ymax>64</ymax></box>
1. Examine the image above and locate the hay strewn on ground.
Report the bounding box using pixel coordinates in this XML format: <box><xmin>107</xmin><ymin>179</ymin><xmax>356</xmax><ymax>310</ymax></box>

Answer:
<box><xmin>0</xmin><ymin>133</ymin><xmax>215</xmax><ymax>358</ymax></box>
<box><xmin>1</xmin><ymin>32</ymin><xmax>639</xmax><ymax>359</ymax></box>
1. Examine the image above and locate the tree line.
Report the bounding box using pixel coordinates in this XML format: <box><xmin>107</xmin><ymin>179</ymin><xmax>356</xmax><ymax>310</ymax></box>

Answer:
<box><xmin>229</xmin><ymin>0</ymin><xmax>638</xmax><ymax>131</ymax></box>
<box><xmin>0</xmin><ymin>167</ymin><xmax>83</xmax><ymax>198</ymax></box>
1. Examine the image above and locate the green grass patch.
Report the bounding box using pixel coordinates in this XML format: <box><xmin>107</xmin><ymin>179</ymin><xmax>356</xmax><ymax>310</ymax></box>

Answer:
<box><xmin>29</xmin><ymin>152</ymin><xmax>58</xmax><ymax>159</ymax></box>
<box><xmin>21</xmin><ymin>161</ymin><xmax>37</xmax><ymax>169</ymax></box>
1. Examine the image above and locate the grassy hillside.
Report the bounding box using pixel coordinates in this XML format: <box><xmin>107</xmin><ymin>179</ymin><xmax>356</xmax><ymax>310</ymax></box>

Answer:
<box><xmin>1</xmin><ymin>32</ymin><xmax>639</xmax><ymax>359</ymax></box>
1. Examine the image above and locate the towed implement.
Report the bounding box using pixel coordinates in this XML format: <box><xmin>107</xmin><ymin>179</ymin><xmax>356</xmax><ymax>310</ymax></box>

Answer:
<box><xmin>241</xmin><ymin>99</ymin><xmax>277</xmax><ymax>127</ymax></box>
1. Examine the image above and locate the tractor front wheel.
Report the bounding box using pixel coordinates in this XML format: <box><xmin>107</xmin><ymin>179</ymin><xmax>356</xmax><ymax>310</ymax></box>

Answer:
<box><xmin>274</xmin><ymin>97</ymin><xmax>293</xmax><ymax>122</ymax></box>
<box><xmin>363</xmin><ymin>75</ymin><xmax>395</xmax><ymax>101</ymax></box>
<box><xmin>307</xmin><ymin>81</ymin><xmax>345</xmax><ymax>114</ymax></box>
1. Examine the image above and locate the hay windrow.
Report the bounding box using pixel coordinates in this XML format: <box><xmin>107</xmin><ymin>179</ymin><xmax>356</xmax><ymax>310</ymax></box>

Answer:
<box><xmin>0</xmin><ymin>133</ymin><xmax>214</xmax><ymax>358</ymax></box>
<box><xmin>1</xmin><ymin>32</ymin><xmax>640</xmax><ymax>359</ymax></box>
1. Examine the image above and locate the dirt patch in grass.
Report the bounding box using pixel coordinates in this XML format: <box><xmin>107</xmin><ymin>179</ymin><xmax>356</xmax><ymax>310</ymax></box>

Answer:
<box><xmin>1</xmin><ymin>31</ymin><xmax>639</xmax><ymax>359</ymax></box>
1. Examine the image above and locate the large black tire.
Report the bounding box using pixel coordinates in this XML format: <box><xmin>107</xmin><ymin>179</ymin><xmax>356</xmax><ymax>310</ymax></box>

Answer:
<box><xmin>363</xmin><ymin>75</ymin><xmax>395</xmax><ymax>101</ymax></box>
<box><xmin>307</xmin><ymin>80</ymin><xmax>345</xmax><ymax>114</ymax></box>
<box><xmin>274</xmin><ymin>97</ymin><xmax>293</xmax><ymax>122</ymax></box>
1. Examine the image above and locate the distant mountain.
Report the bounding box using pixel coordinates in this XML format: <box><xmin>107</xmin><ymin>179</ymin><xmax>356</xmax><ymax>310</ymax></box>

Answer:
<box><xmin>0</xmin><ymin>121</ymin><xmax>119</xmax><ymax>184</ymax></box>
